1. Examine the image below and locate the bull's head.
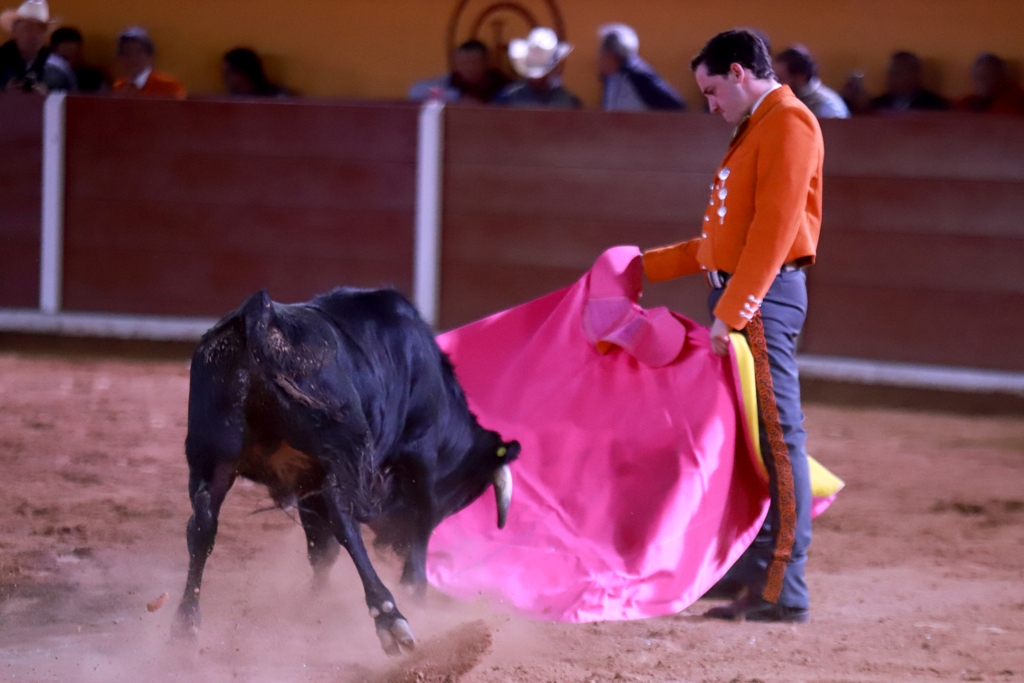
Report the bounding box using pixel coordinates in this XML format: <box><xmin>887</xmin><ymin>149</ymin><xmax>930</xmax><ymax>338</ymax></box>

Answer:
<box><xmin>492</xmin><ymin>440</ymin><xmax>520</xmax><ymax>529</ymax></box>
<box><xmin>432</xmin><ymin>428</ymin><xmax>520</xmax><ymax>532</ymax></box>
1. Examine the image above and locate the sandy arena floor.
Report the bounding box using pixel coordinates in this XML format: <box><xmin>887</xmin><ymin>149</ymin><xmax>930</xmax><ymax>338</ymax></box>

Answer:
<box><xmin>0</xmin><ymin>351</ymin><xmax>1022</xmax><ymax>683</ymax></box>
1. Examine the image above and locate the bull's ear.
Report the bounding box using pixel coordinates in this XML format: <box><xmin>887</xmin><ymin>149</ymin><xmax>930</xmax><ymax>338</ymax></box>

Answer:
<box><xmin>497</xmin><ymin>440</ymin><xmax>521</xmax><ymax>460</ymax></box>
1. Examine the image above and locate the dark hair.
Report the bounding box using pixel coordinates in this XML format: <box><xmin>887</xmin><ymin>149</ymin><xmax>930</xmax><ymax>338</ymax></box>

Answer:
<box><xmin>223</xmin><ymin>47</ymin><xmax>272</xmax><ymax>92</ymax></box>
<box><xmin>889</xmin><ymin>51</ymin><xmax>922</xmax><ymax>72</ymax></box>
<box><xmin>600</xmin><ymin>32</ymin><xmax>629</xmax><ymax>61</ymax></box>
<box><xmin>775</xmin><ymin>47</ymin><xmax>817</xmax><ymax>80</ymax></box>
<box><xmin>50</xmin><ymin>27</ymin><xmax>83</xmax><ymax>47</ymax></box>
<box><xmin>691</xmin><ymin>29</ymin><xmax>774</xmax><ymax>79</ymax></box>
<box><xmin>116</xmin><ymin>27</ymin><xmax>155</xmax><ymax>57</ymax></box>
<box><xmin>974</xmin><ymin>52</ymin><xmax>1006</xmax><ymax>72</ymax></box>
<box><xmin>456</xmin><ymin>40</ymin><xmax>488</xmax><ymax>55</ymax></box>
<box><xmin>746</xmin><ymin>28</ymin><xmax>772</xmax><ymax>57</ymax></box>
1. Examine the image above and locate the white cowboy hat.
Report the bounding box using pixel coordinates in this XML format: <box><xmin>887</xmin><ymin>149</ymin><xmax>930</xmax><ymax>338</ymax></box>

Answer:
<box><xmin>508</xmin><ymin>27</ymin><xmax>573</xmax><ymax>79</ymax></box>
<box><xmin>1</xmin><ymin>0</ymin><xmax>54</xmax><ymax>33</ymax></box>
<box><xmin>598</xmin><ymin>23</ymin><xmax>639</xmax><ymax>60</ymax></box>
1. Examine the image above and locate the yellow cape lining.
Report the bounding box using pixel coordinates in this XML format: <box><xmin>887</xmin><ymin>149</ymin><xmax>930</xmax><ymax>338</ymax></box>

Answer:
<box><xmin>729</xmin><ymin>332</ymin><xmax>844</xmax><ymax>499</ymax></box>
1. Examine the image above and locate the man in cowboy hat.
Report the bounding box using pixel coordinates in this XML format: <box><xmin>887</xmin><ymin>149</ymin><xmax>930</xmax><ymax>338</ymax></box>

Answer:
<box><xmin>112</xmin><ymin>26</ymin><xmax>185</xmax><ymax>98</ymax></box>
<box><xmin>0</xmin><ymin>0</ymin><xmax>76</xmax><ymax>92</ymax></box>
<box><xmin>598</xmin><ymin>23</ymin><xmax>685</xmax><ymax>111</ymax></box>
<box><xmin>494</xmin><ymin>27</ymin><xmax>580</xmax><ymax>108</ymax></box>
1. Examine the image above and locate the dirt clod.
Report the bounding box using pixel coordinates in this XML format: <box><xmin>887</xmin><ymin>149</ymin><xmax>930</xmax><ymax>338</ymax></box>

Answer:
<box><xmin>365</xmin><ymin>620</ymin><xmax>492</xmax><ymax>683</ymax></box>
<box><xmin>146</xmin><ymin>592</ymin><xmax>169</xmax><ymax>612</ymax></box>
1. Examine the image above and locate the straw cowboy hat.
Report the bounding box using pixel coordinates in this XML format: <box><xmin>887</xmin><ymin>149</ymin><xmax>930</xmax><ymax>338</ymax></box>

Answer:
<box><xmin>508</xmin><ymin>27</ymin><xmax>573</xmax><ymax>79</ymax></box>
<box><xmin>1</xmin><ymin>0</ymin><xmax>55</xmax><ymax>33</ymax></box>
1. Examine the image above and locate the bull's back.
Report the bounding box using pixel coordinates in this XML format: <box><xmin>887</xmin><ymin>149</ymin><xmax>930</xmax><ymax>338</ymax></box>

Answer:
<box><xmin>185</xmin><ymin>311</ymin><xmax>252</xmax><ymax>478</ymax></box>
<box><xmin>309</xmin><ymin>288</ymin><xmax>468</xmax><ymax>447</ymax></box>
<box><xmin>187</xmin><ymin>294</ymin><xmax>330</xmax><ymax>501</ymax></box>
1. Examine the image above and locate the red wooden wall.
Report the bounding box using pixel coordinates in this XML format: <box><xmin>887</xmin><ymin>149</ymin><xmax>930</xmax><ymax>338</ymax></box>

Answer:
<box><xmin>0</xmin><ymin>95</ymin><xmax>43</xmax><ymax>308</ymax></box>
<box><xmin>61</xmin><ymin>97</ymin><xmax>418</xmax><ymax>316</ymax></box>
<box><xmin>441</xmin><ymin>107</ymin><xmax>1024</xmax><ymax>371</ymax></box>
<box><xmin>806</xmin><ymin>115</ymin><xmax>1024</xmax><ymax>371</ymax></box>
<box><xmin>2</xmin><ymin>97</ymin><xmax>1022</xmax><ymax>372</ymax></box>
<box><xmin>440</xmin><ymin>107</ymin><xmax>731</xmax><ymax>329</ymax></box>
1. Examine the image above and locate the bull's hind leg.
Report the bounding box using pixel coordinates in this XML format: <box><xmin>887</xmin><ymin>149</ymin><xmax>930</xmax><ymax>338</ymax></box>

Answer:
<box><xmin>298</xmin><ymin>494</ymin><xmax>341</xmax><ymax>592</ymax></box>
<box><xmin>399</xmin><ymin>530</ymin><xmax>430</xmax><ymax>599</ymax></box>
<box><xmin>174</xmin><ymin>318</ymin><xmax>247</xmax><ymax>641</ymax></box>
<box><xmin>172</xmin><ymin>462</ymin><xmax>235</xmax><ymax>640</ymax></box>
<box><xmin>323</xmin><ymin>473</ymin><xmax>416</xmax><ymax>656</ymax></box>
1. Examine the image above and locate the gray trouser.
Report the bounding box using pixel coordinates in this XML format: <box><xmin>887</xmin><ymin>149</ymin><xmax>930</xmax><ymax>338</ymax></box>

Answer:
<box><xmin>709</xmin><ymin>269</ymin><xmax>812</xmax><ymax>609</ymax></box>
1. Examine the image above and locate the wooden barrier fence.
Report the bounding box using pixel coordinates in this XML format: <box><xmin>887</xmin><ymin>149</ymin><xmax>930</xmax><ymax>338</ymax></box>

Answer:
<box><xmin>0</xmin><ymin>95</ymin><xmax>44</xmax><ymax>309</ymax></box>
<box><xmin>808</xmin><ymin>114</ymin><xmax>1024</xmax><ymax>371</ymax></box>
<box><xmin>1</xmin><ymin>95</ymin><xmax>1023</xmax><ymax>376</ymax></box>
<box><xmin>61</xmin><ymin>97</ymin><xmax>419</xmax><ymax>316</ymax></box>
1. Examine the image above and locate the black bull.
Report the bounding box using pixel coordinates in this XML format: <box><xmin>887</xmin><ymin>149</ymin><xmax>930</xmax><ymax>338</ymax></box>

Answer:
<box><xmin>173</xmin><ymin>288</ymin><xmax>519</xmax><ymax>654</ymax></box>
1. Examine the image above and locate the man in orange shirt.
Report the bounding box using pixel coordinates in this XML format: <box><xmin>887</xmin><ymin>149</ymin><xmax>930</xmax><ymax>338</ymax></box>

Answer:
<box><xmin>112</xmin><ymin>26</ymin><xmax>185</xmax><ymax>98</ymax></box>
<box><xmin>956</xmin><ymin>53</ymin><xmax>1024</xmax><ymax>114</ymax></box>
<box><xmin>643</xmin><ymin>29</ymin><xmax>824</xmax><ymax>623</ymax></box>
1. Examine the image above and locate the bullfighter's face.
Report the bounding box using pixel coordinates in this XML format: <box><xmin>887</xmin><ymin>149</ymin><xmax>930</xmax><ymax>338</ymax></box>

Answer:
<box><xmin>696</xmin><ymin>62</ymin><xmax>756</xmax><ymax>126</ymax></box>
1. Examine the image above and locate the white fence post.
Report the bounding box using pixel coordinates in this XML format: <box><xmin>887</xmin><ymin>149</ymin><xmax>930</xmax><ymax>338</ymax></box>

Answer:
<box><xmin>40</xmin><ymin>92</ymin><xmax>67</xmax><ymax>314</ymax></box>
<box><xmin>413</xmin><ymin>100</ymin><xmax>445</xmax><ymax>328</ymax></box>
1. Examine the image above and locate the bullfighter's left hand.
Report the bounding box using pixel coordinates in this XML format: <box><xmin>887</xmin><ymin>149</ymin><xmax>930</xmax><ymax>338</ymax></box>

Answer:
<box><xmin>710</xmin><ymin>317</ymin><xmax>733</xmax><ymax>357</ymax></box>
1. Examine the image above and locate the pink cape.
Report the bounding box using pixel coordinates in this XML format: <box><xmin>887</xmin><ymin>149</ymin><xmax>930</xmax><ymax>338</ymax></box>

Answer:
<box><xmin>426</xmin><ymin>247</ymin><xmax>804</xmax><ymax>622</ymax></box>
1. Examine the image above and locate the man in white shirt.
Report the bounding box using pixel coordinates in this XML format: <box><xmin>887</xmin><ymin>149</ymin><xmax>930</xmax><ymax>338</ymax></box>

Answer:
<box><xmin>597</xmin><ymin>23</ymin><xmax>686</xmax><ymax>111</ymax></box>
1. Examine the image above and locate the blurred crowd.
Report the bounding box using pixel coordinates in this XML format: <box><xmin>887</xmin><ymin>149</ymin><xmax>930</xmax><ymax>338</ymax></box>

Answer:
<box><xmin>409</xmin><ymin>24</ymin><xmax>1024</xmax><ymax>118</ymax></box>
<box><xmin>0</xmin><ymin>0</ymin><xmax>286</xmax><ymax>99</ymax></box>
<box><xmin>2</xmin><ymin>0</ymin><xmax>1023</xmax><ymax>117</ymax></box>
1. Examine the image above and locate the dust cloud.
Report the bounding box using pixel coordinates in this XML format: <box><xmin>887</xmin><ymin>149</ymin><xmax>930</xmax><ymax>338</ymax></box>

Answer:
<box><xmin>3</xmin><ymin>353</ymin><xmax>1024</xmax><ymax>682</ymax></box>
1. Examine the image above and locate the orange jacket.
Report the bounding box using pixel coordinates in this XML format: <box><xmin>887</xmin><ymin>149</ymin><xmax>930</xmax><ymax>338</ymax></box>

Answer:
<box><xmin>954</xmin><ymin>91</ymin><xmax>1024</xmax><ymax>114</ymax></box>
<box><xmin>113</xmin><ymin>69</ymin><xmax>187</xmax><ymax>99</ymax></box>
<box><xmin>643</xmin><ymin>85</ymin><xmax>824</xmax><ymax>330</ymax></box>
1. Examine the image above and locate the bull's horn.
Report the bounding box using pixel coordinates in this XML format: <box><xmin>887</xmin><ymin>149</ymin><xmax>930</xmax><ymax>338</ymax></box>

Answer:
<box><xmin>493</xmin><ymin>465</ymin><xmax>513</xmax><ymax>529</ymax></box>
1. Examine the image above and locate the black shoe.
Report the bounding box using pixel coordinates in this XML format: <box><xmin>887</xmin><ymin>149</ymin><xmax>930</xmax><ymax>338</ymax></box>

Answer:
<box><xmin>700</xmin><ymin>578</ymin><xmax>746</xmax><ymax>601</ymax></box>
<box><xmin>704</xmin><ymin>591</ymin><xmax>809</xmax><ymax>623</ymax></box>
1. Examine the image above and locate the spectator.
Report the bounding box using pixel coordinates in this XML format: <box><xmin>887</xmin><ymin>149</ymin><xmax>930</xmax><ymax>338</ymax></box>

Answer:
<box><xmin>840</xmin><ymin>70</ymin><xmax>871</xmax><ymax>115</ymax></box>
<box><xmin>408</xmin><ymin>40</ymin><xmax>507</xmax><ymax>103</ymax></box>
<box><xmin>956</xmin><ymin>53</ymin><xmax>1024</xmax><ymax>114</ymax></box>
<box><xmin>0</xmin><ymin>0</ymin><xmax>75</xmax><ymax>92</ymax></box>
<box><xmin>871</xmin><ymin>51</ymin><xmax>948</xmax><ymax>112</ymax></box>
<box><xmin>49</xmin><ymin>26</ymin><xmax>104</xmax><ymax>92</ymax></box>
<box><xmin>597</xmin><ymin>23</ymin><xmax>685</xmax><ymax>111</ymax></box>
<box><xmin>222</xmin><ymin>47</ymin><xmax>287</xmax><ymax>97</ymax></box>
<box><xmin>773</xmin><ymin>46</ymin><xmax>849</xmax><ymax>119</ymax></box>
<box><xmin>112</xmin><ymin>26</ymin><xmax>185</xmax><ymax>98</ymax></box>
<box><xmin>495</xmin><ymin>27</ymin><xmax>580</xmax><ymax>108</ymax></box>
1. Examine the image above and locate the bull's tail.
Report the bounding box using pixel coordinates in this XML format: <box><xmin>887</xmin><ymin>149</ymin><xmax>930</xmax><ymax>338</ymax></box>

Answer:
<box><xmin>240</xmin><ymin>289</ymin><xmax>274</xmax><ymax>355</ymax></box>
<box><xmin>239</xmin><ymin>289</ymin><xmax>384</xmax><ymax>519</ymax></box>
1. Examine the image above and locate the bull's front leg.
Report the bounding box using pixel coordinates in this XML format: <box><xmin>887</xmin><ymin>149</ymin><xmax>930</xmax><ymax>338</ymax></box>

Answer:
<box><xmin>323</xmin><ymin>473</ymin><xmax>415</xmax><ymax>656</ymax></box>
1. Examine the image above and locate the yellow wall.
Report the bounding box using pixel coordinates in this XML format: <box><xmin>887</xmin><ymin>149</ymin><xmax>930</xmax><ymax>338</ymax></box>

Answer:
<box><xmin>52</xmin><ymin>0</ymin><xmax>1024</xmax><ymax>107</ymax></box>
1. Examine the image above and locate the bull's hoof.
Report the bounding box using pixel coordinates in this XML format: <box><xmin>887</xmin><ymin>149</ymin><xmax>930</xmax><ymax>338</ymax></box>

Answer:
<box><xmin>401</xmin><ymin>580</ymin><xmax>428</xmax><ymax>603</ymax></box>
<box><xmin>310</xmin><ymin>569</ymin><xmax>331</xmax><ymax>595</ymax></box>
<box><xmin>400</xmin><ymin>566</ymin><xmax>428</xmax><ymax>599</ymax></box>
<box><xmin>376</xmin><ymin>618</ymin><xmax>416</xmax><ymax>656</ymax></box>
<box><xmin>170</xmin><ymin>605</ymin><xmax>200</xmax><ymax>642</ymax></box>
